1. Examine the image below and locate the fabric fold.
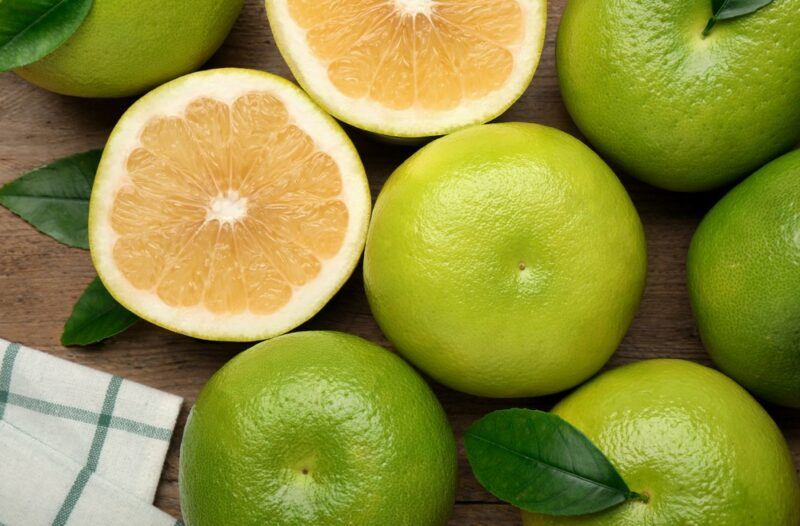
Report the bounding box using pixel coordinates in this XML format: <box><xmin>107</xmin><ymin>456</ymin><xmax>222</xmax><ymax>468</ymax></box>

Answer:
<box><xmin>0</xmin><ymin>339</ymin><xmax>183</xmax><ymax>526</ymax></box>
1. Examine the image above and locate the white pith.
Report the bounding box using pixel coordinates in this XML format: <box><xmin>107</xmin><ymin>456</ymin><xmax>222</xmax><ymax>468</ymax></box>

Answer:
<box><xmin>206</xmin><ymin>191</ymin><xmax>248</xmax><ymax>224</ymax></box>
<box><xmin>394</xmin><ymin>0</ymin><xmax>434</xmax><ymax>17</ymax></box>
<box><xmin>267</xmin><ymin>0</ymin><xmax>547</xmax><ymax>138</ymax></box>
<box><xmin>89</xmin><ymin>69</ymin><xmax>371</xmax><ymax>342</ymax></box>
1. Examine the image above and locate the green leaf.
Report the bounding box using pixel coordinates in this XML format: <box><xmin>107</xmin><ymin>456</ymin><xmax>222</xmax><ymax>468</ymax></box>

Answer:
<box><xmin>464</xmin><ymin>409</ymin><xmax>645</xmax><ymax>517</ymax></box>
<box><xmin>704</xmin><ymin>0</ymin><xmax>775</xmax><ymax>36</ymax></box>
<box><xmin>62</xmin><ymin>277</ymin><xmax>139</xmax><ymax>347</ymax></box>
<box><xmin>0</xmin><ymin>0</ymin><xmax>93</xmax><ymax>71</ymax></box>
<box><xmin>0</xmin><ymin>150</ymin><xmax>101</xmax><ymax>249</ymax></box>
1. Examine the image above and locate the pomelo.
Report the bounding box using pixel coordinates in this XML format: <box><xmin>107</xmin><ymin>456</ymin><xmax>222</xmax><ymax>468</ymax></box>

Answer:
<box><xmin>16</xmin><ymin>0</ymin><xmax>244</xmax><ymax>98</ymax></box>
<box><xmin>688</xmin><ymin>149</ymin><xmax>800</xmax><ymax>408</ymax></box>
<box><xmin>557</xmin><ymin>0</ymin><xmax>800</xmax><ymax>192</ymax></box>
<box><xmin>89</xmin><ymin>69</ymin><xmax>371</xmax><ymax>341</ymax></box>
<box><xmin>266</xmin><ymin>0</ymin><xmax>547</xmax><ymax>138</ymax></box>
<box><xmin>363</xmin><ymin>123</ymin><xmax>647</xmax><ymax>398</ymax></box>
<box><xmin>523</xmin><ymin>360</ymin><xmax>800</xmax><ymax>525</ymax></box>
<box><xmin>179</xmin><ymin>331</ymin><xmax>458</xmax><ymax>526</ymax></box>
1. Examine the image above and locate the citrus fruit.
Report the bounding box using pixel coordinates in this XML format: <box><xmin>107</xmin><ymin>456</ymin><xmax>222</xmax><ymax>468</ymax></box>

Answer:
<box><xmin>557</xmin><ymin>0</ymin><xmax>800</xmax><ymax>192</ymax></box>
<box><xmin>688</xmin><ymin>150</ymin><xmax>800</xmax><ymax>408</ymax></box>
<box><xmin>179</xmin><ymin>331</ymin><xmax>458</xmax><ymax>526</ymax></box>
<box><xmin>265</xmin><ymin>0</ymin><xmax>547</xmax><ymax>138</ymax></box>
<box><xmin>15</xmin><ymin>0</ymin><xmax>244</xmax><ymax>98</ymax></box>
<box><xmin>522</xmin><ymin>359</ymin><xmax>800</xmax><ymax>526</ymax></box>
<box><xmin>363</xmin><ymin>123</ymin><xmax>647</xmax><ymax>398</ymax></box>
<box><xmin>88</xmin><ymin>69</ymin><xmax>371</xmax><ymax>342</ymax></box>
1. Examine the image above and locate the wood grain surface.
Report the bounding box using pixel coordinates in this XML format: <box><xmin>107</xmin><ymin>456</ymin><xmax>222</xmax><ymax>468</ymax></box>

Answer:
<box><xmin>0</xmin><ymin>1</ymin><xmax>797</xmax><ymax>524</ymax></box>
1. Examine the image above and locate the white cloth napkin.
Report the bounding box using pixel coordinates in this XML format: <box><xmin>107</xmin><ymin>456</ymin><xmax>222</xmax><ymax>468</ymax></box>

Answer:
<box><xmin>0</xmin><ymin>339</ymin><xmax>183</xmax><ymax>526</ymax></box>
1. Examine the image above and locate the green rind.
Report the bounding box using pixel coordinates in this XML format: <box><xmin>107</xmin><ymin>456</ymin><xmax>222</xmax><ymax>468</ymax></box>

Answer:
<box><xmin>179</xmin><ymin>331</ymin><xmax>458</xmax><ymax>526</ymax></box>
<box><xmin>15</xmin><ymin>0</ymin><xmax>244</xmax><ymax>97</ymax></box>
<box><xmin>557</xmin><ymin>0</ymin><xmax>800</xmax><ymax>192</ymax></box>
<box><xmin>522</xmin><ymin>360</ymin><xmax>800</xmax><ymax>525</ymax></box>
<box><xmin>363</xmin><ymin>123</ymin><xmax>647</xmax><ymax>397</ymax></box>
<box><xmin>687</xmin><ymin>149</ymin><xmax>800</xmax><ymax>408</ymax></box>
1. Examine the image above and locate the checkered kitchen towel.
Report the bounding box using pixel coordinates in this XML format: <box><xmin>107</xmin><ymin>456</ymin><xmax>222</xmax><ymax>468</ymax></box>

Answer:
<box><xmin>0</xmin><ymin>339</ymin><xmax>183</xmax><ymax>526</ymax></box>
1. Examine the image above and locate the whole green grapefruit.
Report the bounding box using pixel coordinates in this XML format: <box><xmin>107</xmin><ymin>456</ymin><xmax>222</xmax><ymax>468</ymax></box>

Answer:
<box><xmin>523</xmin><ymin>359</ymin><xmax>800</xmax><ymax>525</ymax></box>
<box><xmin>16</xmin><ymin>0</ymin><xmax>244</xmax><ymax>98</ymax></box>
<box><xmin>557</xmin><ymin>0</ymin><xmax>800</xmax><ymax>192</ymax></box>
<box><xmin>688</xmin><ymin>150</ymin><xmax>800</xmax><ymax>408</ymax></box>
<box><xmin>363</xmin><ymin>123</ymin><xmax>647</xmax><ymax>398</ymax></box>
<box><xmin>179</xmin><ymin>331</ymin><xmax>457</xmax><ymax>526</ymax></box>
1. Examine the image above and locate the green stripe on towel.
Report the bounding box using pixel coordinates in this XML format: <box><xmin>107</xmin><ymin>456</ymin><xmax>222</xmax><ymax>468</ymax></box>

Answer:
<box><xmin>0</xmin><ymin>391</ymin><xmax>173</xmax><ymax>441</ymax></box>
<box><xmin>52</xmin><ymin>376</ymin><xmax>123</xmax><ymax>526</ymax></box>
<box><xmin>0</xmin><ymin>342</ymin><xmax>21</xmax><ymax>420</ymax></box>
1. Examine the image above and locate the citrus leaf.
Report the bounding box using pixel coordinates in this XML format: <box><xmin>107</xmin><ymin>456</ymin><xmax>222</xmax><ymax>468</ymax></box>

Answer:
<box><xmin>0</xmin><ymin>150</ymin><xmax>101</xmax><ymax>249</ymax></box>
<box><xmin>0</xmin><ymin>0</ymin><xmax>93</xmax><ymax>71</ymax></box>
<box><xmin>704</xmin><ymin>0</ymin><xmax>775</xmax><ymax>36</ymax></box>
<box><xmin>465</xmin><ymin>409</ymin><xmax>644</xmax><ymax>516</ymax></box>
<box><xmin>62</xmin><ymin>277</ymin><xmax>139</xmax><ymax>347</ymax></box>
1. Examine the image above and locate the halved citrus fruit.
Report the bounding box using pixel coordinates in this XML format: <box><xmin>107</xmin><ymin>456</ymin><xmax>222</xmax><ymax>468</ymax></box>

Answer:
<box><xmin>89</xmin><ymin>68</ymin><xmax>371</xmax><ymax>342</ymax></box>
<box><xmin>266</xmin><ymin>0</ymin><xmax>547</xmax><ymax>138</ymax></box>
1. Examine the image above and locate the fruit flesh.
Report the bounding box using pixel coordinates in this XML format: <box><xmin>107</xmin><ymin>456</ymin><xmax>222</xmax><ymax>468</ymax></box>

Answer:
<box><xmin>110</xmin><ymin>93</ymin><xmax>348</xmax><ymax>316</ymax></box>
<box><xmin>286</xmin><ymin>0</ymin><xmax>524</xmax><ymax>111</ymax></box>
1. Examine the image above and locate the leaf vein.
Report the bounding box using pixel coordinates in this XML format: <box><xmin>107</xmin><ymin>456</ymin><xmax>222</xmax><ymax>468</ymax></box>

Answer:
<box><xmin>1</xmin><ymin>0</ymin><xmax>75</xmax><ymax>52</ymax></box>
<box><xmin>465</xmin><ymin>432</ymin><xmax>626</xmax><ymax>495</ymax></box>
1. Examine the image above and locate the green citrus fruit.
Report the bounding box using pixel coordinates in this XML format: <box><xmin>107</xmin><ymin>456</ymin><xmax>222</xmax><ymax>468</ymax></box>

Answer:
<box><xmin>557</xmin><ymin>0</ymin><xmax>800</xmax><ymax>192</ymax></box>
<box><xmin>16</xmin><ymin>0</ymin><xmax>244</xmax><ymax>98</ymax></box>
<box><xmin>179</xmin><ymin>331</ymin><xmax>457</xmax><ymax>526</ymax></box>
<box><xmin>687</xmin><ymin>150</ymin><xmax>800</xmax><ymax>408</ymax></box>
<box><xmin>523</xmin><ymin>359</ymin><xmax>800</xmax><ymax>526</ymax></box>
<box><xmin>363</xmin><ymin>123</ymin><xmax>647</xmax><ymax>398</ymax></box>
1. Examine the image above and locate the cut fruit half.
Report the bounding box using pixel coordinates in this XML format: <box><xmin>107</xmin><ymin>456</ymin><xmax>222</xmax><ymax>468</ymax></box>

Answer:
<box><xmin>266</xmin><ymin>0</ymin><xmax>547</xmax><ymax>138</ymax></box>
<box><xmin>89</xmin><ymin>68</ymin><xmax>371</xmax><ymax>342</ymax></box>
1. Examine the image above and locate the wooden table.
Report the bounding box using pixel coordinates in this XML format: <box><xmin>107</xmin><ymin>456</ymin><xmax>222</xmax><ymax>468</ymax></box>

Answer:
<box><xmin>1</xmin><ymin>1</ymin><xmax>797</xmax><ymax>524</ymax></box>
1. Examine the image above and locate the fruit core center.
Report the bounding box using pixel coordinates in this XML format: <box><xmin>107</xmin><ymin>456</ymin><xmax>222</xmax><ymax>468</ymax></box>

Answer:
<box><xmin>393</xmin><ymin>0</ymin><xmax>434</xmax><ymax>17</ymax></box>
<box><xmin>518</xmin><ymin>261</ymin><xmax>527</xmax><ymax>271</ymax></box>
<box><xmin>111</xmin><ymin>93</ymin><xmax>349</xmax><ymax>316</ymax></box>
<box><xmin>207</xmin><ymin>191</ymin><xmax>248</xmax><ymax>224</ymax></box>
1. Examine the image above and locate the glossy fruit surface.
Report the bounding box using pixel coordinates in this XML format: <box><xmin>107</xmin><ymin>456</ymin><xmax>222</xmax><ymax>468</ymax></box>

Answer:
<box><xmin>523</xmin><ymin>360</ymin><xmax>800</xmax><ymax>525</ymax></box>
<box><xmin>688</xmin><ymin>150</ymin><xmax>800</xmax><ymax>407</ymax></box>
<box><xmin>16</xmin><ymin>0</ymin><xmax>244</xmax><ymax>97</ymax></box>
<box><xmin>364</xmin><ymin>123</ymin><xmax>646</xmax><ymax>397</ymax></box>
<box><xmin>180</xmin><ymin>331</ymin><xmax>458</xmax><ymax>526</ymax></box>
<box><xmin>557</xmin><ymin>0</ymin><xmax>800</xmax><ymax>191</ymax></box>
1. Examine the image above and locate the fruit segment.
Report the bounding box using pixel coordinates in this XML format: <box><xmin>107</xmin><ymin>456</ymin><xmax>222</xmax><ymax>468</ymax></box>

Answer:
<box><xmin>287</xmin><ymin>0</ymin><xmax>523</xmax><ymax>110</ymax></box>
<box><xmin>110</xmin><ymin>93</ymin><xmax>348</xmax><ymax>315</ymax></box>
